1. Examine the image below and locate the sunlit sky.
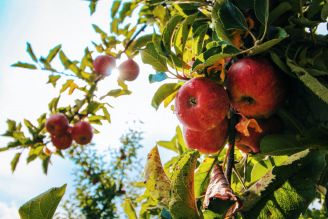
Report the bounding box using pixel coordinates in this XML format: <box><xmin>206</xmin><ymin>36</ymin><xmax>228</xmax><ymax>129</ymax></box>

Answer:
<box><xmin>0</xmin><ymin>1</ymin><xmax>177</xmax><ymax>218</ymax></box>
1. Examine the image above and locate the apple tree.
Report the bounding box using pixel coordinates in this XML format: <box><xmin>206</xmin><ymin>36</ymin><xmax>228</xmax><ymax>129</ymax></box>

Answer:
<box><xmin>2</xmin><ymin>0</ymin><xmax>328</xmax><ymax>218</ymax></box>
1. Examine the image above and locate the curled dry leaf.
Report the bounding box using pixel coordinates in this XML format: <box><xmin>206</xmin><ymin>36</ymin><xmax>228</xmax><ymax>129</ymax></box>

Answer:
<box><xmin>235</xmin><ymin>115</ymin><xmax>262</xmax><ymax>136</ymax></box>
<box><xmin>203</xmin><ymin>164</ymin><xmax>242</xmax><ymax>218</ymax></box>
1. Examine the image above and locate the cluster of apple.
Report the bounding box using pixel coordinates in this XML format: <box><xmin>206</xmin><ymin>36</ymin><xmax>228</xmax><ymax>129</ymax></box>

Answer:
<box><xmin>43</xmin><ymin>54</ymin><xmax>140</xmax><ymax>154</ymax></box>
<box><xmin>45</xmin><ymin>113</ymin><xmax>93</xmax><ymax>150</ymax></box>
<box><xmin>93</xmin><ymin>54</ymin><xmax>140</xmax><ymax>81</ymax></box>
<box><xmin>175</xmin><ymin>57</ymin><xmax>286</xmax><ymax>154</ymax></box>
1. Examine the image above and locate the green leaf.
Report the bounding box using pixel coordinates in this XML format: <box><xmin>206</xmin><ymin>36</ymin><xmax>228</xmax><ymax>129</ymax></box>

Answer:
<box><xmin>164</xmin><ymin>156</ymin><xmax>180</xmax><ymax>178</ymax></box>
<box><xmin>144</xmin><ymin>146</ymin><xmax>171</xmax><ymax>207</ymax></box>
<box><xmin>60</xmin><ymin>79</ymin><xmax>78</xmax><ymax>95</ymax></box>
<box><xmin>123</xmin><ymin>199</ymin><xmax>137</xmax><ymax>219</ymax></box>
<box><xmin>193</xmin><ymin>24</ymin><xmax>209</xmax><ymax>55</ymax></box>
<box><xmin>269</xmin><ymin>2</ymin><xmax>292</xmax><ymax>24</ymax></box>
<box><xmin>19</xmin><ymin>184</ymin><xmax>66</xmax><ymax>219</ymax></box>
<box><xmin>193</xmin><ymin>42</ymin><xmax>240</xmax><ymax>70</ymax></box>
<box><xmin>321</xmin><ymin>3</ymin><xmax>328</xmax><ymax>20</ymax></box>
<box><xmin>151</xmin><ymin>83</ymin><xmax>181</xmax><ymax>110</ymax></box>
<box><xmin>140</xmin><ymin>43</ymin><xmax>168</xmax><ymax>72</ymax></box>
<box><xmin>42</xmin><ymin>157</ymin><xmax>50</xmax><ymax>174</ymax></box>
<box><xmin>46</xmin><ymin>45</ymin><xmax>61</xmax><ymax>63</ymax></box>
<box><xmin>89</xmin><ymin>0</ymin><xmax>97</xmax><ymax>15</ymax></box>
<box><xmin>194</xmin><ymin>157</ymin><xmax>216</xmax><ymax>198</ymax></box>
<box><xmin>101</xmin><ymin>89</ymin><xmax>131</xmax><ymax>99</ymax></box>
<box><xmin>286</xmin><ymin>59</ymin><xmax>328</xmax><ymax>105</ymax></box>
<box><xmin>157</xmin><ymin>138</ymin><xmax>179</xmax><ymax>154</ymax></box>
<box><xmin>24</xmin><ymin>119</ymin><xmax>36</xmax><ymax>134</ymax></box>
<box><xmin>260</xmin><ymin>131</ymin><xmax>328</xmax><ymax>156</ymax></box>
<box><xmin>174</xmin><ymin>13</ymin><xmax>197</xmax><ymax>55</ymax></box>
<box><xmin>242</xmin><ymin>150</ymin><xmax>311</xmax><ymax>211</ymax></box>
<box><xmin>219</xmin><ymin>0</ymin><xmax>248</xmax><ymax>31</ymax></box>
<box><xmin>212</xmin><ymin>1</ymin><xmax>232</xmax><ymax>43</ymax></box>
<box><xmin>149</xmin><ymin>72</ymin><xmax>168</xmax><ymax>83</ymax></box>
<box><xmin>92</xmin><ymin>24</ymin><xmax>107</xmax><ymax>36</ymax></box>
<box><xmin>12</xmin><ymin>62</ymin><xmax>37</xmax><ymax>69</ymax></box>
<box><xmin>249</xmin><ymin>27</ymin><xmax>288</xmax><ymax>55</ymax></box>
<box><xmin>111</xmin><ymin>1</ymin><xmax>121</xmax><ymax>18</ymax></box>
<box><xmin>254</xmin><ymin>0</ymin><xmax>269</xmax><ymax>25</ymax></box>
<box><xmin>175</xmin><ymin>126</ymin><xmax>188</xmax><ymax>154</ymax></box>
<box><xmin>162</xmin><ymin>15</ymin><xmax>184</xmax><ymax>52</ymax></box>
<box><xmin>47</xmin><ymin>75</ymin><xmax>61</xmax><ymax>87</ymax></box>
<box><xmin>26</xmin><ymin>42</ymin><xmax>38</xmax><ymax>62</ymax></box>
<box><xmin>59</xmin><ymin>51</ymin><xmax>80</xmax><ymax>75</ymax></box>
<box><xmin>48</xmin><ymin>96</ymin><xmax>60</xmax><ymax>113</ymax></box>
<box><xmin>169</xmin><ymin>150</ymin><xmax>200</xmax><ymax>219</ymax></box>
<box><xmin>243</xmin><ymin>151</ymin><xmax>326</xmax><ymax>218</ymax></box>
<box><xmin>269</xmin><ymin>51</ymin><xmax>292</xmax><ymax>76</ymax></box>
<box><xmin>11</xmin><ymin>152</ymin><xmax>21</xmax><ymax>172</ymax></box>
<box><xmin>102</xmin><ymin>106</ymin><xmax>111</xmax><ymax>123</ymax></box>
<box><xmin>260</xmin><ymin>135</ymin><xmax>306</xmax><ymax>156</ymax></box>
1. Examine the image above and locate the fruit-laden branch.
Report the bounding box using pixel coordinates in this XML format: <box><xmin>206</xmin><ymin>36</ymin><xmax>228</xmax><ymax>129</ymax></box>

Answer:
<box><xmin>226</xmin><ymin>112</ymin><xmax>238</xmax><ymax>183</ymax></box>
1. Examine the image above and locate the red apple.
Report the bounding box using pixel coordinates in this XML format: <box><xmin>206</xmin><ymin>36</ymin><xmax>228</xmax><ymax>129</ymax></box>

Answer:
<box><xmin>236</xmin><ymin>116</ymin><xmax>283</xmax><ymax>153</ymax></box>
<box><xmin>118</xmin><ymin>59</ymin><xmax>140</xmax><ymax>81</ymax></box>
<box><xmin>46</xmin><ymin>113</ymin><xmax>69</xmax><ymax>136</ymax></box>
<box><xmin>226</xmin><ymin>57</ymin><xmax>286</xmax><ymax>118</ymax></box>
<box><xmin>93</xmin><ymin>55</ymin><xmax>116</xmax><ymax>77</ymax></box>
<box><xmin>71</xmin><ymin>121</ymin><xmax>93</xmax><ymax>145</ymax></box>
<box><xmin>184</xmin><ymin>119</ymin><xmax>228</xmax><ymax>154</ymax></box>
<box><xmin>51</xmin><ymin>132</ymin><xmax>73</xmax><ymax>150</ymax></box>
<box><xmin>175</xmin><ymin>78</ymin><xmax>230</xmax><ymax>131</ymax></box>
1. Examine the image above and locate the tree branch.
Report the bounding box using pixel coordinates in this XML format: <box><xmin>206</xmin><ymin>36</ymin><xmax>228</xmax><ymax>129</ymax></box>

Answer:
<box><xmin>225</xmin><ymin>112</ymin><xmax>238</xmax><ymax>184</ymax></box>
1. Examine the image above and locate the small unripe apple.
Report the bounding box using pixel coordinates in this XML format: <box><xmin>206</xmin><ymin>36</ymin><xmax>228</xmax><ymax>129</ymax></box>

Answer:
<box><xmin>175</xmin><ymin>77</ymin><xmax>230</xmax><ymax>131</ymax></box>
<box><xmin>118</xmin><ymin>59</ymin><xmax>140</xmax><ymax>81</ymax></box>
<box><xmin>184</xmin><ymin>119</ymin><xmax>228</xmax><ymax>154</ymax></box>
<box><xmin>51</xmin><ymin>132</ymin><xmax>73</xmax><ymax>150</ymax></box>
<box><xmin>46</xmin><ymin>113</ymin><xmax>69</xmax><ymax>136</ymax></box>
<box><xmin>93</xmin><ymin>55</ymin><xmax>116</xmax><ymax>77</ymax></box>
<box><xmin>226</xmin><ymin>57</ymin><xmax>286</xmax><ymax>118</ymax></box>
<box><xmin>71</xmin><ymin>121</ymin><xmax>93</xmax><ymax>145</ymax></box>
<box><xmin>236</xmin><ymin>116</ymin><xmax>283</xmax><ymax>154</ymax></box>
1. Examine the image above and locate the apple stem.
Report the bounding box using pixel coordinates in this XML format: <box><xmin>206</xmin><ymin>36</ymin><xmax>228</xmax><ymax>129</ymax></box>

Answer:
<box><xmin>225</xmin><ymin>112</ymin><xmax>238</xmax><ymax>184</ymax></box>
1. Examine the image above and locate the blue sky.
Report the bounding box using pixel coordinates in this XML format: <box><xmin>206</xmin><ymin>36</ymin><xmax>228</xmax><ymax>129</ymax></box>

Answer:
<box><xmin>0</xmin><ymin>1</ymin><xmax>177</xmax><ymax>218</ymax></box>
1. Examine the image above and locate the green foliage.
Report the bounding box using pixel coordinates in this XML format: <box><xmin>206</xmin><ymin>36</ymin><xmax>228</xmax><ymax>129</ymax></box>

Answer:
<box><xmin>3</xmin><ymin>0</ymin><xmax>328</xmax><ymax>218</ymax></box>
<box><xmin>169</xmin><ymin>151</ymin><xmax>200</xmax><ymax>219</ymax></box>
<box><xmin>19</xmin><ymin>184</ymin><xmax>66</xmax><ymax>219</ymax></box>
<box><xmin>151</xmin><ymin>83</ymin><xmax>181</xmax><ymax>110</ymax></box>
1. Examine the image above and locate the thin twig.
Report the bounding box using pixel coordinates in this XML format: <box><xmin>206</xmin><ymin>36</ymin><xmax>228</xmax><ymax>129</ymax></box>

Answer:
<box><xmin>122</xmin><ymin>24</ymin><xmax>147</xmax><ymax>55</ymax></box>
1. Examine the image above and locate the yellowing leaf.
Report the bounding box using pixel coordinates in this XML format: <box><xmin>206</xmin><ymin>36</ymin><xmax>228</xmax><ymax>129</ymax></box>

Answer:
<box><xmin>144</xmin><ymin>146</ymin><xmax>171</xmax><ymax>207</ymax></box>
<box><xmin>169</xmin><ymin>151</ymin><xmax>200</xmax><ymax>219</ymax></box>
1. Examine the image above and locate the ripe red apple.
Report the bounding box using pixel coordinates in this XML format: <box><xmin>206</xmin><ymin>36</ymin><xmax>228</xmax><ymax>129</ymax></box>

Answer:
<box><xmin>71</xmin><ymin>121</ymin><xmax>93</xmax><ymax>145</ymax></box>
<box><xmin>93</xmin><ymin>55</ymin><xmax>116</xmax><ymax>77</ymax></box>
<box><xmin>184</xmin><ymin>119</ymin><xmax>228</xmax><ymax>154</ymax></box>
<box><xmin>46</xmin><ymin>113</ymin><xmax>69</xmax><ymax>136</ymax></box>
<box><xmin>236</xmin><ymin>116</ymin><xmax>283</xmax><ymax>154</ymax></box>
<box><xmin>226</xmin><ymin>57</ymin><xmax>286</xmax><ymax>118</ymax></box>
<box><xmin>51</xmin><ymin>132</ymin><xmax>73</xmax><ymax>150</ymax></box>
<box><xmin>175</xmin><ymin>78</ymin><xmax>230</xmax><ymax>131</ymax></box>
<box><xmin>118</xmin><ymin>59</ymin><xmax>140</xmax><ymax>81</ymax></box>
